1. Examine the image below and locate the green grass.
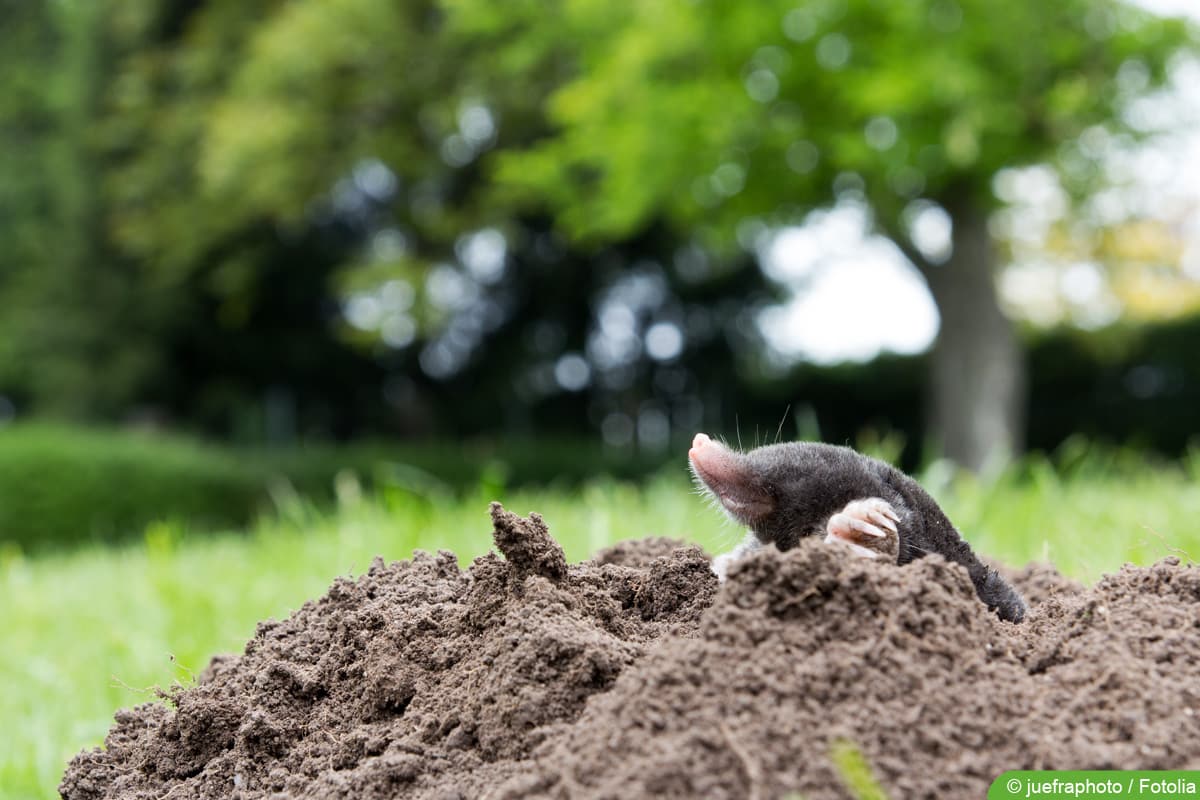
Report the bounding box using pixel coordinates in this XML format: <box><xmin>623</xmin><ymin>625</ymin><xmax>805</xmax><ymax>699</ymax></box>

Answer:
<box><xmin>830</xmin><ymin>739</ymin><xmax>891</xmax><ymax>800</ymax></box>
<box><xmin>6</xmin><ymin>459</ymin><xmax>1200</xmax><ymax>800</ymax></box>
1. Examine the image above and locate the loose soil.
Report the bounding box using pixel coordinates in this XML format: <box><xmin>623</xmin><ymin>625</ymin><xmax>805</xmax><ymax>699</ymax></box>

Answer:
<box><xmin>61</xmin><ymin>502</ymin><xmax>1200</xmax><ymax>799</ymax></box>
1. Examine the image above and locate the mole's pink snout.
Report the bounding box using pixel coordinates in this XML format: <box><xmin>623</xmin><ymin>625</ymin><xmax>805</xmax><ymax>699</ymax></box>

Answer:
<box><xmin>688</xmin><ymin>431</ymin><xmax>773</xmax><ymax>524</ymax></box>
<box><xmin>689</xmin><ymin>432</ymin><xmax>740</xmax><ymax>484</ymax></box>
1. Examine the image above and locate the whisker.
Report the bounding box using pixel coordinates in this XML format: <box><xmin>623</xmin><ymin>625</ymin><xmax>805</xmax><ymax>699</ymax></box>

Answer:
<box><xmin>774</xmin><ymin>404</ymin><xmax>791</xmax><ymax>444</ymax></box>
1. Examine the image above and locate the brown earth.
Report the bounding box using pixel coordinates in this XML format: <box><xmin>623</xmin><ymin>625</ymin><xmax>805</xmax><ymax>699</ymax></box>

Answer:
<box><xmin>61</xmin><ymin>502</ymin><xmax>1200</xmax><ymax>799</ymax></box>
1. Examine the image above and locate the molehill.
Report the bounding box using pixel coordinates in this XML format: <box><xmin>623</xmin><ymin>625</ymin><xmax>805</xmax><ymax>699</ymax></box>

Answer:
<box><xmin>61</xmin><ymin>503</ymin><xmax>1200</xmax><ymax>799</ymax></box>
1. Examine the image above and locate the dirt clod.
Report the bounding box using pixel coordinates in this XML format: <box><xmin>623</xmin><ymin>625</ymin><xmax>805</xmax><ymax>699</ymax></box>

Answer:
<box><xmin>61</xmin><ymin>505</ymin><xmax>1200</xmax><ymax>799</ymax></box>
<box><xmin>488</xmin><ymin>501</ymin><xmax>567</xmax><ymax>582</ymax></box>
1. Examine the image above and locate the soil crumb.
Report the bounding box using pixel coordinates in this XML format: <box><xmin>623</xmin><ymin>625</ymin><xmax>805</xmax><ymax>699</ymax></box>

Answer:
<box><xmin>62</xmin><ymin>506</ymin><xmax>1200</xmax><ymax>799</ymax></box>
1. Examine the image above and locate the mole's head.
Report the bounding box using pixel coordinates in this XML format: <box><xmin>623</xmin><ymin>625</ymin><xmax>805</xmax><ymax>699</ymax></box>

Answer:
<box><xmin>689</xmin><ymin>432</ymin><xmax>863</xmax><ymax>550</ymax></box>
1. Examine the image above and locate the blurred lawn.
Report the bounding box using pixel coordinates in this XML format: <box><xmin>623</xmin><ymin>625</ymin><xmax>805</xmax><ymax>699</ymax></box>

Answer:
<box><xmin>5</xmin><ymin>458</ymin><xmax>1200</xmax><ymax>799</ymax></box>
<box><xmin>0</xmin><ymin>424</ymin><xmax>673</xmax><ymax>552</ymax></box>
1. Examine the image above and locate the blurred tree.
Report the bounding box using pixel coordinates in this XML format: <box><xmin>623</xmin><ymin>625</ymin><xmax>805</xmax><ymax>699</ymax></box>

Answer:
<box><xmin>26</xmin><ymin>0</ymin><xmax>413</xmax><ymax>438</ymax></box>
<box><xmin>4</xmin><ymin>0</ymin><xmax>1192</xmax><ymax>459</ymax></box>
<box><xmin>0</xmin><ymin>0</ymin><xmax>126</xmax><ymax>416</ymax></box>
<box><xmin>0</xmin><ymin>1</ymin><xmax>58</xmax><ymax>408</ymax></box>
<box><xmin>0</xmin><ymin>0</ymin><xmax>205</xmax><ymax>419</ymax></box>
<box><xmin>87</xmin><ymin>0</ymin><xmax>776</xmax><ymax>443</ymax></box>
<box><xmin>464</xmin><ymin>0</ymin><xmax>1193</xmax><ymax>470</ymax></box>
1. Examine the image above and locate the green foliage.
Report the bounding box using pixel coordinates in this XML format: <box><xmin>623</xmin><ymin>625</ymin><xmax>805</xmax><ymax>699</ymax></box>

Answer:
<box><xmin>0</xmin><ymin>1</ymin><xmax>148</xmax><ymax>418</ymax></box>
<box><xmin>3</xmin><ymin>0</ymin><xmax>1192</xmax><ymax>453</ymax></box>
<box><xmin>3</xmin><ymin>0</ymin><xmax>738</xmax><ymax>442</ymax></box>
<box><xmin>474</xmin><ymin>0</ymin><xmax>1192</xmax><ymax>244</ymax></box>
<box><xmin>1025</xmin><ymin>313</ymin><xmax>1200</xmax><ymax>456</ymax></box>
<box><xmin>95</xmin><ymin>0</ymin><xmax>474</xmax><ymax>318</ymax></box>
<box><xmin>0</xmin><ymin>425</ymin><xmax>673</xmax><ymax>552</ymax></box>
<box><xmin>0</xmin><ymin>425</ymin><xmax>265</xmax><ymax>552</ymax></box>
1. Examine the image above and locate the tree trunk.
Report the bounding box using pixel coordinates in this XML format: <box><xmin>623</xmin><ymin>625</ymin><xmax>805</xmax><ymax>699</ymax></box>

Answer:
<box><xmin>918</xmin><ymin>196</ymin><xmax>1025</xmax><ymax>473</ymax></box>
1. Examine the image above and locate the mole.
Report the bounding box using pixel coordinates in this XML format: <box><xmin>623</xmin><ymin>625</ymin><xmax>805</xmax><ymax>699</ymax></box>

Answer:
<box><xmin>689</xmin><ymin>432</ymin><xmax>1027</xmax><ymax>622</ymax></box>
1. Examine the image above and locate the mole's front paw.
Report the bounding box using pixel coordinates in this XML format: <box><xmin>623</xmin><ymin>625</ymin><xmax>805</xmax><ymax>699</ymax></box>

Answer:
<box><xmin>824</xmin><ymin>498</ymin><xmax>900</xmax><ymax>562</ymax></box>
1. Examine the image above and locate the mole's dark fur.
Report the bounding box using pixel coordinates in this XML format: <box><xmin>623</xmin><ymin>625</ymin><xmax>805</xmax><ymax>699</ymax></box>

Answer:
<box><xmin>697</xmin><ymin>438</ymin><xmax>1027</xmax><ymax>623</ymax></box>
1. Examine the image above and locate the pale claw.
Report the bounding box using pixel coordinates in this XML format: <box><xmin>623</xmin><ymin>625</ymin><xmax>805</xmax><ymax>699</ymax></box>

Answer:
<box><xmin>824</xmin><ymin>497</ymin><xmax>901</xmax><ymax>562</ymax></box>
<box><xmin>868</xmin><ymin>510</ymin><xmax>898</xmax><ymax>533</ymax></box>
<box><xmin>828</xmin><ymin>513</ymin><xmax>886</xmax><ymax>538</ymax></box>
